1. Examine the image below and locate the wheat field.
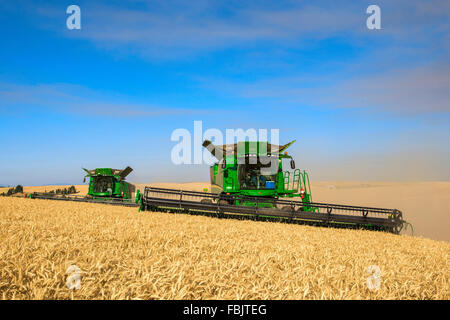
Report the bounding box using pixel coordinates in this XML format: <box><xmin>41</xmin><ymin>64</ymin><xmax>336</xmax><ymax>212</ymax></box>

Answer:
<box><xmin>0</xmin><ymin>197</ymin><xmax>448</xmax><ymax>300</ymax></box>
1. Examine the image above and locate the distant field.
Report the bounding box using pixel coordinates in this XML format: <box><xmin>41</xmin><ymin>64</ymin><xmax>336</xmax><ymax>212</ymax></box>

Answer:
<box><xmin>310</xmin><ymin>181</ymin><xmax>450</xmax><ymax>242</ymax></box>
<box><xmin>0</xmin><ymin>197</ymin><xmax>448</xmax><ymax>299</ymax></box>
<box><xmin>0</xmin><ymin>185</ymin><xmax>89</xmax><ymax>195</ymax></box>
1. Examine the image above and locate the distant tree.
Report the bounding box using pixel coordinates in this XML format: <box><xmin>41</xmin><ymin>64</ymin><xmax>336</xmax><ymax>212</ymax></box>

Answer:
<box><xmin>69</xmin><ymin>186</ymin><xmax>77</xmax><ymax>194</ymax></box>
<box><xmin>14</xmin><ymin>185</ymin><xmax>23</xmax><ymax>193</ymax></box>
<box><xmin>6</xmin><ymin>188</ymin><xmax>13</xmax><ymax>196</ymax></box>
<box><xmin>56</xmin><ymin>189</ymin><xmax>61</xmax><ymax>194</ymax></box>
<box><xmin>49</xmin><ymin>190</ymin><xmax>55</xmax><ymax>194</ymax></box>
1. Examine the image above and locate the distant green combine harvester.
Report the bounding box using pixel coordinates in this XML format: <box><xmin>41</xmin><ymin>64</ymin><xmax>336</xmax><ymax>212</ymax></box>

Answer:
<box><xmin>83</xmin><ymin>167</ymin><xmax>134</xmax><ymax>199</ymax></box>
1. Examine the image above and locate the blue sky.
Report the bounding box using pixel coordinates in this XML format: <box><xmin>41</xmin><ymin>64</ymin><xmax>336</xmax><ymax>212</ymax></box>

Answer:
<box><xmin>0</xmin><ymin>0</ymin><xmax>449</xmax><ymax>185</ymax></box>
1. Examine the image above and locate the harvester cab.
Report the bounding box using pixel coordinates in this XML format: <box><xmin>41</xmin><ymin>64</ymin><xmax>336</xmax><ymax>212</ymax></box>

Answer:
<box><xmin>82</xmin><ymin>166</ymin><xmax>135</xmax><ymax>199</ymax></box>
<box><xmin>202</xmin><ymin>140</ymin><xmax>314</xmax><ymax>210</ymax></box>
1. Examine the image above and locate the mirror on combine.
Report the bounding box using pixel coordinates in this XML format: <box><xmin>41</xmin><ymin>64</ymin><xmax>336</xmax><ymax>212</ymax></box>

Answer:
<box><xmin>290</xmin><ymin>159</ymin><xmax>296</xmax><ymax>169</ymax></box>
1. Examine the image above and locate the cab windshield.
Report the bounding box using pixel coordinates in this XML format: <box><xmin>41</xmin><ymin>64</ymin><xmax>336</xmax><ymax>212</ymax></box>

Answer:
<box><xmin>93</xmin><ymin>176</ymin><xmax>114</xmax><ymax>194</ymax></box>
<box><xmin>238</xmin><ymin>156</ymin><xmax>278</xmax><ymax>190</ymax></box>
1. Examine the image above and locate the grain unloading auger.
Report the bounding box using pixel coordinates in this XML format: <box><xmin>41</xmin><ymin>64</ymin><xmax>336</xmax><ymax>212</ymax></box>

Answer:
<box><xmin>138</xmin><ymin>140</ymin><xmax>406</xmax><ymax>234</ymax></box>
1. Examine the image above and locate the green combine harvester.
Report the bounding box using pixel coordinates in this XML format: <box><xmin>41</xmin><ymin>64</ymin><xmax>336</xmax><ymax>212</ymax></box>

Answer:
<box><xmin>202</xmin><ymin>139</ymin><xmax>314</xmax><ymax>210</ymax></box>
<box><xmin>139</xmin><ymin>140</ymin><xmax>406</xmax><ymax>234</ymax></box>
<box><xmin>83</xmin><ymin>167</ymin><xmax>134</xmax><ymax>199</ymax></box>
<box><xmin>30</xmin><ymin>166</ymin><xmax>137</xmax><ymax>206</ymax></box>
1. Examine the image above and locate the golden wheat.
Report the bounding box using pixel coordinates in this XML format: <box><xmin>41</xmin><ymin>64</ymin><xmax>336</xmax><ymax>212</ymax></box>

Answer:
<box><xmin>0</xmin><ymin>197</ymin><xmax>448</xmax><ymax>300</ymax></box>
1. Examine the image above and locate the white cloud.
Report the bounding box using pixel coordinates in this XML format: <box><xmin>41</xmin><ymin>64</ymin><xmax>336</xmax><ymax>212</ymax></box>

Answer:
<box><xmin>199</xmin><ymin>63</ymin><xmax>450</xmax><ymax>115</ymax></box>
<box><xmin>0</xmin><ymin>82</ymin><xmax>205</xmax><ymax>117</ymax></box>
<box><xmin>39</xmin><ymin>1</ymin><xmax>448</xmax><ymax>59</ymax></box>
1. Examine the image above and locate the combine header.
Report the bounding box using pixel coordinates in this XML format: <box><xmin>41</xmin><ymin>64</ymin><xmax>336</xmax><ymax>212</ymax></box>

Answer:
<box><xmin>139</xmin><ymin>140</ymin><xmax>406</xmax><ymax>234</ymax></box>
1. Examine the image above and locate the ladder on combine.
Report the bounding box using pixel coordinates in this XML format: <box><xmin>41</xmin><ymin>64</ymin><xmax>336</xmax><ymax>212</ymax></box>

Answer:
<box><xmin>284</xmin><ymin>170</ymin><xmax>313</xmax><ymax>198</ymax></box>
<box><xmin>283</xmin><ymin>169</ymin><xmax>316</xmax><ymax>212</ymax></box>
